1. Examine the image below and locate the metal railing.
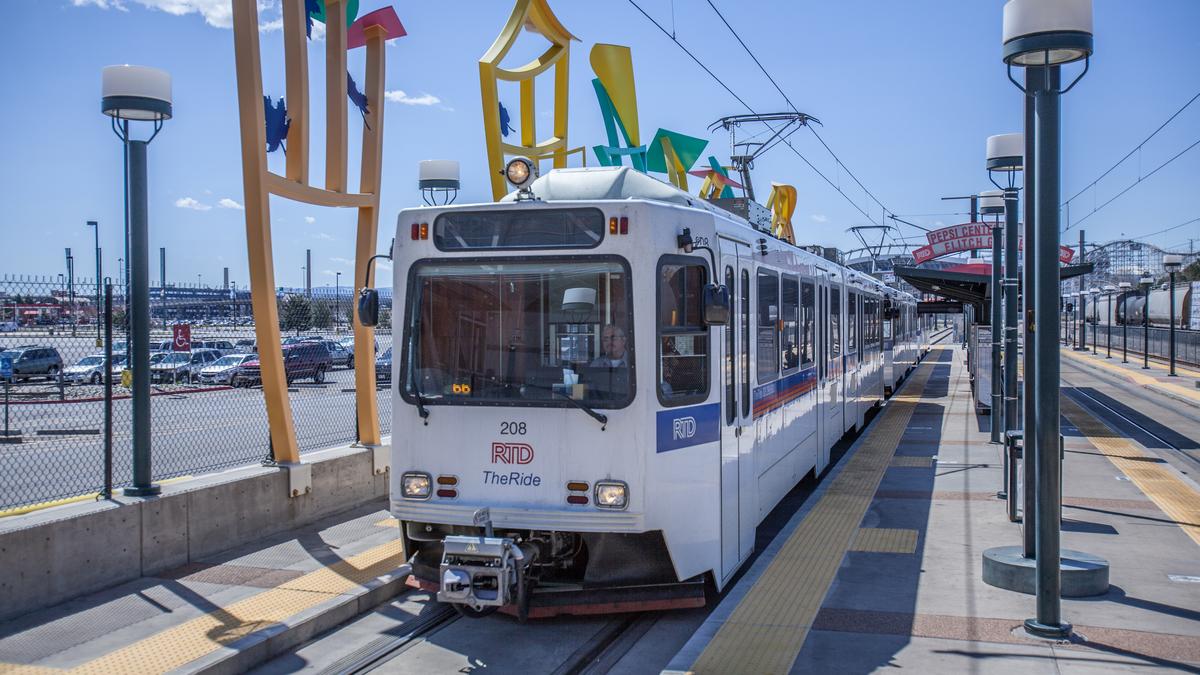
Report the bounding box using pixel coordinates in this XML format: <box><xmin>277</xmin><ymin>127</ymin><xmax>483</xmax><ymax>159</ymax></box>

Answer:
<box><xmin>0</xmin><ymin>277</ymin><xmax>393</xmax><ymax>512</ymax></box>
<box><xmin>1065</xmin><ymin>320</ymin><xmax>1200</xmax><ymax>368</ymax></box>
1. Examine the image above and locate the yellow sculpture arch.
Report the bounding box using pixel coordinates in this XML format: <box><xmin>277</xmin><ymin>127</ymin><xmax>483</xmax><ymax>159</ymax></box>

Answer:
<box><xmin>479</xmin><ymin>0</ymin><xmax>581</xmax><ymax>200</ymax></box>
<box><xmin>232</xmin><ymin>0</ymin><xmax>402</xmax><ymax>466</ymax></box>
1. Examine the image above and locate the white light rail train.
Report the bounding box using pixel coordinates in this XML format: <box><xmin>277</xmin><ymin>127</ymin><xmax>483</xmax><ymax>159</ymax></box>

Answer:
<box><xmin>358</xmin><ymin>164</ymin><xmax>932</xmax><ymax>619</ymax></box>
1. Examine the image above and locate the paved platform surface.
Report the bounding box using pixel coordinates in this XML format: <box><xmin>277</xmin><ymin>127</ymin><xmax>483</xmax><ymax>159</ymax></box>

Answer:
<box><xmin>668</xmin><ymin>344</ymin><xmax>1200</xmax><ymax>674</ymax></box>
<box><xmin>0</xmin><ymin>501</ymin><xmax>405</xmax><ymax>674</ymax></box>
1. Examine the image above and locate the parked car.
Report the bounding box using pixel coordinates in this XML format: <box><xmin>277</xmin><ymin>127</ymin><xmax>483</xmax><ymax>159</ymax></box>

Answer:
<box><xmin>234</xmin><ymin>338</ymin><xmax>257</xmax><ymax>353</ymax></box>
<box><xmin>110</xmin><ymin>354</ymin><xmax>128</xmax><ymax>380</ymax></box>
<box><xmin>198</xmin><ymin>353</ymin><xmax>257</xmax><ymax>386</ymax></box>
<box><xmin>240</xmin><ymin>342</ymin><xmax>332</xmax><ymax>385</ymax></box>
<box><xmin>0</xmin><ymin>345</ymin><xmax>63</xmax><ymax>381</ymax></box>
<box><xmin>64</xmin><ymin>355</ymin><xmax>109</xmax><ymax>385</ymax></box>
<box><xmin>196</xmin><ymin>339</ymin><xmax>235</xmax><ymax>355</ymax></box>
<box><xmin>338</xmin><ymin>336</ymin><xmax>378</xmax><ymax>369</ymax></box>
<box><xmin>0</xmin><ymin>321</ymin><xmax>18</xmax><ymax>332</ymax></box>
<box><xmin>322</xmin><ymin>340</ymin><xmax>352</xmax><ymax>368</ymax></box>
<box><xmin>375</xmin><ymin>346</ymin><xmax>392</xmax><ymax>383</ymax></box>
<box><xmin>150</xmin><ymin>348</ymin><xmax>221</xmax><ymax>383</ymax></box>
<box><xmin>282</xmin><ymin>335</ymin><xmax>325</xmax><ymax>345</ymax></box>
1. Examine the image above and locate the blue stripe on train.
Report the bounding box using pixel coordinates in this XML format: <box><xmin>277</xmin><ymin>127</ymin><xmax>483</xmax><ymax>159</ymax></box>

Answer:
<box><xmin>656</xmin><ymin>402</ymin><xmax>721</xmax><ymax>453</ymax></box>
<box><xmin>751</xmin><ymin>366</ymin><xmax>817</xmax><ymax>418</ymax></box>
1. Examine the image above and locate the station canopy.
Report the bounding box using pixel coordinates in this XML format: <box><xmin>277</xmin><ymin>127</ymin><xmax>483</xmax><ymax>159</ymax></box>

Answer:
<box><xmin>895</xmin><ymin>261</ymin><xmax>1093</xmax><ymax>321</ymax></box>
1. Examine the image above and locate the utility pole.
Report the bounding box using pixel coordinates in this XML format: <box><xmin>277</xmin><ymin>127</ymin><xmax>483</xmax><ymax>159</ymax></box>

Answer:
<box><xmin>306</xmin><ymin>249</ymin><xmax>312</xmax><ymax>299</ymax></box>
<box><xmin>1076</xmin><ymin>230</ymin><xmax>1086</xmax><ymax>350</ymax></box>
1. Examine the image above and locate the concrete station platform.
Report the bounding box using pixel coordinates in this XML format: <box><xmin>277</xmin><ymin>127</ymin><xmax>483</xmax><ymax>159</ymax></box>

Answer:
<box><xmin>3</xmin><ymin>342</ymin><xmax>1198</xmax><ymax>675</ymax></box>
<box><xmin>0</xmin><ymin>502</ymin><xmax>408</xmax><ymax>675</ymax></box>
<box><xmin>667</xmin><ymin>344</ymin><xmax>1200</xmax><ymax>674</ymax></box>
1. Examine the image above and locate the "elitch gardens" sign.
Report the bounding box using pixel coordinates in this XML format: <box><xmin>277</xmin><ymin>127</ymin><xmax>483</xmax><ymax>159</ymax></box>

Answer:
<box><xmin>912</xmin><ymin>222</ymin><xmax>1075</xmax><ymax>265</ymax></box>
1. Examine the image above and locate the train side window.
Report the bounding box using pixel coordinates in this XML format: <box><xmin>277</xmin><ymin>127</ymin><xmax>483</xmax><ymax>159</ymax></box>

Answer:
<box><xmin>781</xmin><ymin>275</ymin><xmax>800</xmax><ymax>372</ymax></box>
<box><xmin>756</xmin><ymin>269</ymin><xmax>780</xmax><ymax>382</ymax></box>
<box><xmin>830</xmin><ymin>287</ymin><xmax>841</xmax><ymax>362</ymax></box>
<box><xmin>725</xmin><ymin>265</ymin><xmax>735</xmax><ymax>425</ymax></box>
<box><xmin>657</xmin><ymin>257</ymin><xmax>710</xmax><ymax>406</ymax></box>
<box><xmin>741</xmin><ymin>270</ymin><xmax>750</xmax><ymax>417</ymax></box>
<box><xmin>801</xmin><ymin>281</ymin><xmax>815</xmax><ymax>367</ymax></box>
<box><xmin>848</xmin><ymin>292</ymin><xmax>858</xmax><ymax>355</ymax></box>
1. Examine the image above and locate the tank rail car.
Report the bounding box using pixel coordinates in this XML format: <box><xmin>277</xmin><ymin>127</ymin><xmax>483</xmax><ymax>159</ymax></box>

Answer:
<box><xmin>1077</xmin><ymin>283</ymin><xmax>1192</xmax><ymax>328</ymax></box>
<box><xmin>367</xmin><ymin>166</ymin><xmax>933</xmax><ymax>618</ymax></box>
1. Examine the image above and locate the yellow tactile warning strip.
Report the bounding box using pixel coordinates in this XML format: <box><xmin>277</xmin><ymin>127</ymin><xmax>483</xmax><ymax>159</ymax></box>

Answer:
<box><xmin>0</xmin><ymin>539</ymin><xmax>405</xmax><ymax>675</ymax></box>
<box><xmin>374</xmin><ymin>517</ymin><xmax>398</xmax><ymax>527</ymax></box>
<box><xmin>849</xmin><ymin>528</ymin><xmax>918</xmax><ymax>554</ymax></box>
<box><xmin>1061</xmin><ymin>347</ymin><xmax>1200</xmax><ymax>402</ymax></box>
<box><xmin>1061</xmin><ymin>396</ymin><xmax>1200</xmax><ymax>549</ymax></box>
<box><xmin>689</xmin><ymin>349</ymin><xmax>940</xmax><ymax>675</ymax></box>
<box><xmin>889</xmin><ymin>455</ymin><xmax>934</xmax><ymax>468</ymax></box>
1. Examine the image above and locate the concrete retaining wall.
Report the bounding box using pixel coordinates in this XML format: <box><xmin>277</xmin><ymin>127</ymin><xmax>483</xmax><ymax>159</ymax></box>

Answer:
<box><xmin>0</xmin><ymin>443</ymin><xmax>389</xmax><ymax>622</ymax></box>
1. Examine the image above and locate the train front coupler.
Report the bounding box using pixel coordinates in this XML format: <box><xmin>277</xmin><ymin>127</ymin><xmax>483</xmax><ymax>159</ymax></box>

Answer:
<box><xmin>436</xmin><ymin>509</ymin><xmax>535</xmax><ymax>620</ymax></box>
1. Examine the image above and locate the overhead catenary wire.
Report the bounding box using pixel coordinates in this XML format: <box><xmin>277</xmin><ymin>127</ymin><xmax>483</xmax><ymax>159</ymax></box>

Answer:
<box><xmin>1066</xmin><ymin>137</ymin><xmax>1200</xmax><ymax>231</ymax></box>
<box><xmin>1141</xmin><ymin>216</ymin><xmax>1200</xmax><ymax>242</ymax></box>
<box><xmin>625</xmin><ymin>0</ymin><xmax>892</xmax><ymax>234</ymax></box>
<box><xmin>1062</xmin><ymin>88</ymin><xmax>1200</xmax><ymax>232</ymax></box>
<box><xmin>702</xmin><ymin>0</ymin><xmax>901</xmax><ymax>239</ymax></box>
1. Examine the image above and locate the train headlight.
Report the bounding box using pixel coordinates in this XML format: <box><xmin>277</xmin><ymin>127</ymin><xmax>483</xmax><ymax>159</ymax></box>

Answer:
<box><xmin>504</xmin><ymin>157</ymin><xmax>535</xmax><ymax>188</ymax></box>
<box><xmin>401</xmin><ymin>472</ymin><xmax>432</xmax><ymax>500</ymax></box>
<box><xmin>594</xmin><ymin>480</ymin><xmax>628</xmax><ymax>510</ymax></box>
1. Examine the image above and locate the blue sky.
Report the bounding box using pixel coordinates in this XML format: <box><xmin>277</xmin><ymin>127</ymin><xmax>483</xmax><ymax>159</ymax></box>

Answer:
<box><xmin>2</xmin><ymin>0</ymin><xmax>1198</xmax><ymax>288</ymax></box>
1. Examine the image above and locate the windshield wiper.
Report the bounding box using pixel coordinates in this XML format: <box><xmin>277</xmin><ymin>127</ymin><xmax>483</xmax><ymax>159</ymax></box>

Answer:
<box><xmin>508</xmin><ymin>379</ymin><xmax>608</xmax><ymax>429</ymax></box>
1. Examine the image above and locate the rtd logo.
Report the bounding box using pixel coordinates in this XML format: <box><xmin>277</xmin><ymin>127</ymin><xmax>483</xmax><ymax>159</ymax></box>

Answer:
<box><xmin>672</xmin><ymin>416</ymin><xmax>697</xmax><ymax>440</ymax></box>
<box><xmin>491</xmin><ymin>442</ymin><xmax>534</xmax><ymax>465</ymax></box>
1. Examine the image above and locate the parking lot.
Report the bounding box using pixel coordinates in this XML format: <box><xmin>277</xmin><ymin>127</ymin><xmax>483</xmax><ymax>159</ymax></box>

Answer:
<box><xmin>1</xmin><ymin>328</ymin><xmax>396</xmax><ymax>511</ymax></box>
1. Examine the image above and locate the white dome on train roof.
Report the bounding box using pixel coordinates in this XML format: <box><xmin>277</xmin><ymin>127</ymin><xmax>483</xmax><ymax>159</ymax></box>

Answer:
<box><xmin>499</xmin><ymin>166</ymin><xmax>731</xmax><ymax>218</ymax></box>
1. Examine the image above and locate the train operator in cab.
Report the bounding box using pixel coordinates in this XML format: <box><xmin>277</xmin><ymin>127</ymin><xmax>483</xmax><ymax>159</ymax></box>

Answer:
<box><xmin>591</xmin><ymin>325</ymin><xmax>629</xmax><ymax>368</ymax></box>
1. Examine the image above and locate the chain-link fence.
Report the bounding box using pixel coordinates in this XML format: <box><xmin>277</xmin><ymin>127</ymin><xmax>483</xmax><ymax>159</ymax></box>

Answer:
<box><xmin>0</xmin><ymin>275</ymin><xmax>394</xmax><ymax>513</ymax></box>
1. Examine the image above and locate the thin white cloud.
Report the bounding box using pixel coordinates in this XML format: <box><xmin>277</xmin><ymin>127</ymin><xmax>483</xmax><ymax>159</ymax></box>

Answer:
<box><xmin>305</xmin><ymin>216</ymin><xmax>317</xmax><ymax>224</ymax></box>
<box><xmin>384</xmin><ymin>90</ymin><xmax>441</xmax><ymax>106</ymax></box>
<box><xmin>74</xmin><ymin>0</ymin><xmax>283</xmax><ymax>31</ymax></box>
<box><xmin>175</xmin><ymin>197</ymin><xmax>211</xmax><ymax>211</ymax></box>
<box><xmin>330</xmin><ymin>257</ymin><xmax>354</xmax><ymax>266</ymax></box>
<box><xmin>811</xmin><ymin>214</ymin><xmax>828</xmax><ymax>223</ymax></box>
<box><xmin>313</xmin><ymin>232</ymin><xmax>334</xmax><ymax>241</ymax></box>
<box><xmin>217</xmin><ymin>198</ymin><xmax>244</xmax><ymax>210</ymax></box>
<box><xmin>72</xmin><ymin>0</ymin><xmax>128</xmax><ymax>10</ymax></box>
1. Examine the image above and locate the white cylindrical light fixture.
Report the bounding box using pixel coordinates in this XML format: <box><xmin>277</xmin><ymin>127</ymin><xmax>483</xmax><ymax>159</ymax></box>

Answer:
<box><xmin>986</xmin><ymin>133</ymin><xmax>1024</xmax><ymax>172</ymax></box>
<box><xmin>979</xmin><ymin>190</ymin><xmax>1006</xmax><ymax>215</ymax></box>
<box><xmin>561</xmin><ymin>288</ymin><xmax>596</xmax><ymax>312</ymax></box>
<box><xmin>102</xmin><ymin>65</ymin><xmax>172</xmax><ymax>120</ymax></box>
<box><xmin>418</xmin><ymin>160</ymin><xmax>461</xmax><ymax>190</ymax></box>
<box><xmin>1002</xmin><ymin>0</ymin><xmax>1094</xmax><ymax>67</ymax></box>
<box><xmin>1163</xmin><ymin>254</ymin><xmax>1184</xmax><ymax>273</ymax></box>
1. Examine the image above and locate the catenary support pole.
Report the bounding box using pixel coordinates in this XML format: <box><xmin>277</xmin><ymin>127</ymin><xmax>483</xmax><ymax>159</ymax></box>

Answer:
<box><xmin>1076</xmin><ymin>230</ymin><xmax>1086</xmax><ymax>350</ymax></box>
<box><xmin>1004</xmin><ymin>187</ymin><xmax>1019</xmax><ymax>439</ymax></box>
<box><xmin>124</xmin><ymin>140</ymin><xmax>159</xmax><ymax>497</ymax></box>
<box><xmin>1028</xmin><ymin>63</ymin><xmax>1068</xmax><ymax>638</ymax></box>
<box><xmin>1022</xmin><ymin>65</ymin><xmax>1041</xmax><ymax>559</ymax></box>
<box><xmin>1169</xmin><ymin>273</ymin><xmax>1177</xmax><ymax>375</ymax></box>
<box><xmin>991</xmin><ymin>216</ymin><xmax>1003</xmax><ymax>445</ymax></box>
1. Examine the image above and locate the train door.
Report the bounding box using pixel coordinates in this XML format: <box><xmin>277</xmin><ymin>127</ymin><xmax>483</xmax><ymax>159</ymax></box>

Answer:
<box><xmin>817</xmin><ymin>272</ymin><xmax>839</xmax><ymax>470</ymax></box>
<box><xmin>719</xmin><ymin>238</ymin><xmax>753</xmax><ymax>577</ymax></box>
<box><xmin>828</xmin><ymin>281</ymin><xmax>846</xmax><ymax>441</ymax></box>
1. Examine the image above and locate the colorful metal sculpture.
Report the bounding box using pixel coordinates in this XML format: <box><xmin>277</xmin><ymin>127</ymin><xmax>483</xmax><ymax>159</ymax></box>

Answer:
<box><xmin>766</xmin><ymin>182</ymin><xmax>797</xmax><ymax>244</ymax></box>
<box><xmin>697</xmin><ymin>156</ymin><xmax>737</xmax><ymax>199</ymax></box>
<box><xmin>232</xmin><ymin>0</ymin><xmax>404</xmax><ymax>464</ymax></box>
<box><xmin>479</xmin><ymin>0</ymin><xmax>581</xmax><ymax>201</ymax></box>
<box><xmin>589</xmin><ymin>43</ymin><xmax>707</xmax><ymax>190</ymax></box>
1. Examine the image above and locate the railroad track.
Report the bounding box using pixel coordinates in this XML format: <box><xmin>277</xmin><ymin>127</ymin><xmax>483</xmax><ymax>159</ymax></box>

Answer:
<box><xmin>1061</xmin><ymin>367</ymin><xmax>1200</xmax><ymax>473</ymax></box>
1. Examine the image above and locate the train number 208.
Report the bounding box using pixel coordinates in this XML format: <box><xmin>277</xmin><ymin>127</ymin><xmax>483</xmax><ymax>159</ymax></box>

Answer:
<box><xmin>500</xmin><ymin>421</ymin><xmax>527</xmax><ymax>435</ymax></box>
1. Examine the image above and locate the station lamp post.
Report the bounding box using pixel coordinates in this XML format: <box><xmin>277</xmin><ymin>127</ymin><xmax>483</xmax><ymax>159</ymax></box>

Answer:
<box><xmin>335</xmin><ymin>271</ymin><xmax>342</xmax><ymax>333</ymax></box>
<box><xmin>102</xmin><ymin>64</ymin><xmax>172</xmax><ymax>497</ymax></box>
<box><xmin>1119</xmin><ymin>281</ymin><xmax>1132</xmax><ymax>362</ymax></box>
<box><xmin>980</xmin><ymin>189</ymin><xmax>1005</xmax><ymax>443</ymax></box>
<box><xmin>1103</xmin><ymin>285</ymin><xmax>1116</xmax><ymax>358</ymax></box>
<box><xmin>1164</xmin><ymin>254</ymin><xmax>1183</xmax><ymax>375</ymax></box>
<box><xmin>87</xmin><ymin>220</ymin><xmax>102</xmax><ymax>347</ymax></box>
<box><xmin>987</xmin><ymin>133</ymin><xmax>1023</xmax><ymax>439</ymax></box>
<box><xmin>1089</xmin><ymin>287</ymin><xmax>1100</xmax><ymax>354</ymax></box>
<box><xmin>1140</xmin><ymin>273</ymin><xmax>1153</xmax><ymax>369</ymax></box>
<box><xmin>1002</xmin><ymin>0</ymin><xmax>1094</xmax><ymax>640</ymax></box>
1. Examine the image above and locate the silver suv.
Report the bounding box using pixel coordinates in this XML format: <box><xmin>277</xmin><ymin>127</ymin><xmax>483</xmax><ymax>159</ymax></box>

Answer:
<box><xmin>0</xmin><ymin>346</ymin><xmax>64</xmax><ymax>382</ymax></box>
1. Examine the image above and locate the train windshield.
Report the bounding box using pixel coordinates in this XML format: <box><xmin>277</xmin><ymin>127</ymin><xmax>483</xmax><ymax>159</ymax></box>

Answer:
<box><xmin>403</xmin><ymin>257</ymin><xmax>634</xmax><ymax>408</ymax></box>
